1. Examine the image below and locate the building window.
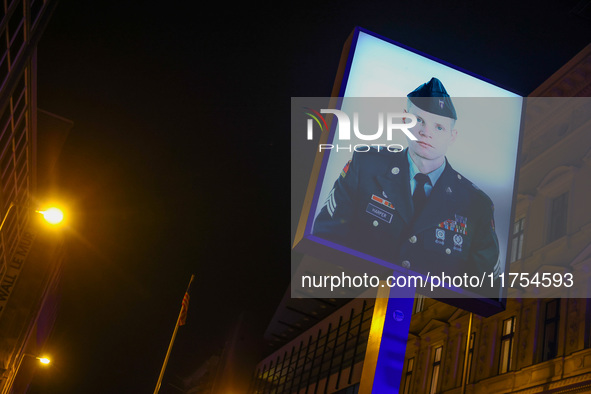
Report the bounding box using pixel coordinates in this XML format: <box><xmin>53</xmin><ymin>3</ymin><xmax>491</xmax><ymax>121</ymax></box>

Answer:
<box><xmin>429</xmin><ymin>346</ymin><xmax>442</xmax><ymax>394</ymax></box>
<box><xmin>402</xmin><ymin>357</ymin><xmax>414</xmax><ymax>394</ymax></box>
<box><xmin>414</xmin><ymin>294</ymin><xmax>425</xmax><ymax>314</ymax></box>
<box><xmin>548</xmin><ymin>193</ymin><xmax>568</xmax><ymax>243</ymax></box>
<box><xmin>334</xmin><ymin>383</ymin><xmax>359</xmax><ymax>394</ymax></box>
<box><xmin>542</xmin><ymin>299</ymin><xmax>560</xmax><ymax>361</ymax></box>
<box><xmin>499</xmin><ymin>317</ymin><xmax>515</xmax><ymax>374</ymax></box>
<box><xmin>510</xmin><ymin>217</ymin><xmax>525</xmax><ymax>263</ymax></box>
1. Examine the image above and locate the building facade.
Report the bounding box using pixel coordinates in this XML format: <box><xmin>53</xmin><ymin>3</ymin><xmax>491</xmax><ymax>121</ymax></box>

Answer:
<box><xmin>252</xmin><ymin>44</ymin><xmax>591</xmax><ymax>393</ymax></box>
<box><xmin>0</xmin><ymin>1</ymin><xmax>65</xmax><ymax>393</ymax></box>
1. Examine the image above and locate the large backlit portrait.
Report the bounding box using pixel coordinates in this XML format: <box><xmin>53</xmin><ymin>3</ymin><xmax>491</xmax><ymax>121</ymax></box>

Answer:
<box><xmin>292</xmin><ymin>28</ymin><xmax>524</xmax><ymax>309</ymax></box>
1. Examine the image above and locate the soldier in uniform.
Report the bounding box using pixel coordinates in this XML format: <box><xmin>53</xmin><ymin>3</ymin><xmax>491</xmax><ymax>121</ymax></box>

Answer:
<box><xmin>313</xmin><ymin>78</ymin><xmax>500</xmax><ymax>282</ymax></box>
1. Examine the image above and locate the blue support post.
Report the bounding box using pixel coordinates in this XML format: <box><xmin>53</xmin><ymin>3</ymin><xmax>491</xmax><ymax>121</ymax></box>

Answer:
<box><xmin>360</xmin><ymin>285</ymin><xmax>415</xmax><ymax>393</ymax></box>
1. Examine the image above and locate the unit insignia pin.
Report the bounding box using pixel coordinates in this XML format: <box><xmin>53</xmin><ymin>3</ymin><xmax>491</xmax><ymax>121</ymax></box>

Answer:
<box><xmin>453</xmin><ymin>234</ymin><xmax>463</xmax><ymax>252</ymax></box>
<box><xmin>435</xmin><ymin>229</ymin><xmax>445</xmax><ymax>245</ymax></box>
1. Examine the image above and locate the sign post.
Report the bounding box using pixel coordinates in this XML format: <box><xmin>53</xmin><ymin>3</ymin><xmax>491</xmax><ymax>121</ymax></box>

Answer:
<box><xmin>360</xmin><ymin>284</ymin><xmax>415</xmax><ymax>393</ymax></box>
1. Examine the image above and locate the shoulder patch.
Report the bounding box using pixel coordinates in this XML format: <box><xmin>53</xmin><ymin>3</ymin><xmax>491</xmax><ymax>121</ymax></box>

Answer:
<box><xmin>340</xmin><ymin>160</ymin><xmax>352</xmax><ymax>178</ymax></box>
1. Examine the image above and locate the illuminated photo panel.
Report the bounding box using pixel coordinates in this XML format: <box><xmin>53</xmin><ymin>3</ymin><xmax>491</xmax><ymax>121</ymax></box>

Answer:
<box><xmin>293</xmin><ymin>28</ymin><xmax>524</xmax><ymax>311</ymax></box>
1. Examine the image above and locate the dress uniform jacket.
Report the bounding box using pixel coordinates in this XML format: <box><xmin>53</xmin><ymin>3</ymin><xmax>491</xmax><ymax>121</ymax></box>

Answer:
<box><xmin>313</xmin><ymin>148</ymin><xmax>499</xmax><ymax>279</ymax></box>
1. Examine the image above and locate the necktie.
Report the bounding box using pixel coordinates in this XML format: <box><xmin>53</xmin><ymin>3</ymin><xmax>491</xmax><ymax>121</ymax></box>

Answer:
<box><xmin>413</xmin><ymin>173</ymin><xmax>430</xmax><ymax>215</ymax></box>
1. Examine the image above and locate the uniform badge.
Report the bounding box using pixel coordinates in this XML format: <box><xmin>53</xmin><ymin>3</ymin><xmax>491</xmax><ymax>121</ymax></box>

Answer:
<box><xmin>446</xmin><ymin>187</ymin><xmax>452</xmax><ymax>195</ymax></box>
<box><xmin>439</xmin><ymin>216</ymin><xmax>468</xmax><ymax>235</ymax></box>
<box><xmin>453</xmin><ymin>234</ymin><xmax>463</xmax><ymax>252</ymax></box>
<box><xmin>435</xmin><ymin>229</ymin><xmax>445</xmax><ymax>245</ymax></box>
<box><xmin>366</xmin><ymin>203</ymin><xmax>393</xmax><ymax>223</ymax></box>
<box><xmin>371</xmin><ymin>194</ymin><xmax>395</xmax><ymax>210</ymax></box>
<box><xmin>439</xmin><ymin>219</ymin><xmax>456</xmax><ymax>231</ymax></box>
<box><xmin>454</xmin><ymin>214</ymin><xmax>468</xmax><ymax>235</ymax></box>
<box><xmin>340</xmin><ymin>160</ymin><xmax>351</xmax><ymax>178</ymax></box>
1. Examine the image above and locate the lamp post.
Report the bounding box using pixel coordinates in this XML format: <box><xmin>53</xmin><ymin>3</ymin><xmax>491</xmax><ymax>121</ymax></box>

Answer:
<box><xmin>0</xmin><ymin>202</ymin><xmax>62</xmax><ymax>394</ymax></box>
<box><xmin>0</xmin><ymin>202</ymin><xmax>64</xmax><ymax>232</ymax></box>
<box><xmin>1</xmin><ymin>354</ymin><xmax>51</xmax><ymax>394</ymax></box>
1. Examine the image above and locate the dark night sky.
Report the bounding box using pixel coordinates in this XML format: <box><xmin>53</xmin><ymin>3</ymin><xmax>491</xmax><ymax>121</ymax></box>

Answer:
<box><xmin>24</xmin><ymin>1</ymin><xmax>591</xmax><ymax>393</ymax></box>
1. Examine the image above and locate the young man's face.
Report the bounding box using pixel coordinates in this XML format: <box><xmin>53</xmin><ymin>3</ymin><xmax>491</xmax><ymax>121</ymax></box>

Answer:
<box><xmin>405</xmin><ymin>102</ymin><xmax>457</xmax><ymax>162</ymax></box>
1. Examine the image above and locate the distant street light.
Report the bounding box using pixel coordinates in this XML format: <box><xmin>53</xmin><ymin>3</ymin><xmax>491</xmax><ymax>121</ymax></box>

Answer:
<box><xmin>38</xmin><ymin>357</ymin><xmax>51</xmax><ymax>364</ymax></box>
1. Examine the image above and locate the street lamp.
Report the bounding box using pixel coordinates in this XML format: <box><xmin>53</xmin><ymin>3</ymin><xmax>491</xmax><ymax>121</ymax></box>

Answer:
<box><xmin>1</xmin><ymin>354</ymin><xmax>51</xmax><ymax>394</ymax></box>
<box><xmin>0</xmin><ymin>202</ymin><xmax>62</xmax><ymax>394</ymax></box>
<box><xmin>36</xmin><ymin>207</ymin><xmax>64</xmax><ymax>225</ymax></box>
<box><xmin>0</xmin><ymin>202</ymin><xmax>64</xmax><ymax>232</ymax></box>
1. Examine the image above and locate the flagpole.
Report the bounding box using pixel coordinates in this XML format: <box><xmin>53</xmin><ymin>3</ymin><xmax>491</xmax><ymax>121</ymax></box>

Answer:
<box><xmin>154</xmin><ymin>274</ymin><xmax>195</xmax><ymax>394</ymax></box>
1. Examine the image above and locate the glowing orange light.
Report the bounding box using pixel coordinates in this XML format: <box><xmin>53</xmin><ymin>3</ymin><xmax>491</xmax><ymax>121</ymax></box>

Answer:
<box><xmin>38</xmin><ymin>208</ymin><xmax>64</xmax><ymax>224</ymax></box>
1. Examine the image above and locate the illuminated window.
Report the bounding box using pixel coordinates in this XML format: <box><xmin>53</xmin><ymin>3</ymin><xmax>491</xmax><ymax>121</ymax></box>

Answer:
<box><xmin>402</xmin><ymin>357</ymin><xmax>414</xmax><ymax>394</ymax></box>
<box><xmin>414</xmin><ymin>294</ymin><xmax>425</xmax><ymax>314</ymax></box>
<box><xmin>465</xmin><ymin>333</ymin><xmax>475</xmax><ymax>383</ymax></box>
<box><xmin>429</xmin><ymin>346</ymin><xmax>442</xmax><ymax>394</ymax></box>
<box><xmin>510</xmin><ymin>217</ymin><xmax>525</xmax><ymax>263</ymax></box>
<box><xmin>541</xmin><ymin>299</ymin><xmax>560</xmax><ymax>361</ymax></box>
<box><xmin>548</xmin><ymin>193</ymin><xmax>568</xmax><ymax>243</ymax></box>
<box><xmin>499</xmin><ymin>317</ymin><xmax>515</xmax><ymax>374</ymax></box>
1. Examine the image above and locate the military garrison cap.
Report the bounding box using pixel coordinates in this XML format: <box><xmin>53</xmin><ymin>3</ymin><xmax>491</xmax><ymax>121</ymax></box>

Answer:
<box><xmin>407</xmin><ymin>77</ymin><xmax>457</xmax><ymax>120</ymax></box>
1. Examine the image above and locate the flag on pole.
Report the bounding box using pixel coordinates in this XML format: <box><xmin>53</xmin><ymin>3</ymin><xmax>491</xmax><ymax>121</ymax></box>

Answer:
<box><xmin>179</xmin><ymin>291</ymin><xmax>190</xmax><ymax>326</ymax></box>
<box><xmin>154</xmin><ymin>274</ymin><xmax>195</xmax><ymax>394</ymax></box>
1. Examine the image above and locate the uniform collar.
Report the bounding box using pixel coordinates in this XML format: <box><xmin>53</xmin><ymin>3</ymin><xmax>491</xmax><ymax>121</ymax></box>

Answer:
<box><xmin>407</xmin><ymin>150</ymin><xmax>446</xmax><ymax>187</ymax></box>
<box><xmin>411</xmin><ymin>159</ymin><xmax>466</xmax><ymax>234</ymax></box>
